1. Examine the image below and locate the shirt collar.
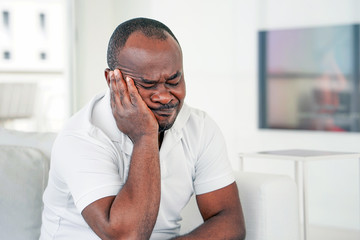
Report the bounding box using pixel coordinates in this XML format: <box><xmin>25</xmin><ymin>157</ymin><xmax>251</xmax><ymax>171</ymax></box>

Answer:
<box><xmin>91</xmin><ymin>88</ymin><xmax>123</xmax><ymax>142</ymax></box>
<box><xmin>168</xmin><ymin>103</ymin><xmax>191</xmax><ymax>135</ymax></box>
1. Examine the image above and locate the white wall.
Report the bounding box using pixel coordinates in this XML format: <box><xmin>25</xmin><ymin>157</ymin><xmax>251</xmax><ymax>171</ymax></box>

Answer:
<box><xmin>73</xmin><ymin>0</ymin><xmax>117</xmax><ymax>109</ymax></box>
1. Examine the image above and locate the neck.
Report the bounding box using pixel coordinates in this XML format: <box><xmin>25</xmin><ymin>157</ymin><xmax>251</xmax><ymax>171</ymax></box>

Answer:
<box><xmin>158</xmin><ymin>132</ymin><xmax>164</xmax><ymax>149</ymax></box>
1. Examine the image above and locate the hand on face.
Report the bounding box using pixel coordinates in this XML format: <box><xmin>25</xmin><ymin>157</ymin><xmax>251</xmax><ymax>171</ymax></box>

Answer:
<box><xmin>108</xmin><ymin>69</ymin><xmax>159</xmax><ymax>143</ymax></box>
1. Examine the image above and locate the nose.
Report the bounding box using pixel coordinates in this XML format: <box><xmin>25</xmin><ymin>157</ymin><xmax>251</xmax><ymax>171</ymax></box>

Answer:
<box><xmin>150</xmin><ymin>85</ymin><xmax>173</xmax><ymax>104</ymax></box>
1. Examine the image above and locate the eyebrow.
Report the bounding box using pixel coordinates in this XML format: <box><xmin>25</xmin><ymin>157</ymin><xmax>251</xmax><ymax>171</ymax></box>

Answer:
<box><xmin>139</xmin><ymin>77</ymin><xmax>158</xmax><ymax>84</ymax></box>
<box><xmin>139</xmin><ymin>71</ymin><xmax>182</xmax><ymax>83</ymax></box>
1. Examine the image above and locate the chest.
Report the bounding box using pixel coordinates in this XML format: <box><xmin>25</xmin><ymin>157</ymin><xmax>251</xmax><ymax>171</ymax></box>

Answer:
<box><xmin>114</xmin><ymin>137</ymin><xmax>196</xmax><ymax>208</ymax></box>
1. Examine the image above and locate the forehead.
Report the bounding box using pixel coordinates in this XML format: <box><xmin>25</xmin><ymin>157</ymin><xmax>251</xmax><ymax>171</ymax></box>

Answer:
<box><xmin>116</xmin><ymin>31</ymin><xmax>183</xmax><ymax>78</ymax></box>
<box><xmin>124</xmin><ymin>30</ymin><xmax>180</xmax><ymax>52</ymax></box>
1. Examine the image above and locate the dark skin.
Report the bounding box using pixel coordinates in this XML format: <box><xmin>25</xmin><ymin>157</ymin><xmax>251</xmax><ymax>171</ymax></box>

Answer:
<box><xmin>81</xmin><ymin>31</ymin><xmax>245</xmax><ymax>240</ymax></box>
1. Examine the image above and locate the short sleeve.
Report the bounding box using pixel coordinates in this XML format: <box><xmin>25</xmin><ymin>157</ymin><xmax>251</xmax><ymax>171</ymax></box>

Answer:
<box><xmin>193</xmin><ymin>115</ymin><xmax>235</xmax><ymax>195</ymax></box>
<box><xmin>51</xmin><ymin>131</ymin><xmax>123</xmax><ymax>212</ymax></box>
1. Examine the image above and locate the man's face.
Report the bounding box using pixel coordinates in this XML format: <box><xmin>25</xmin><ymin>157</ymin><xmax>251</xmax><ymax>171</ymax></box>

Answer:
<box><xmin>114</xmin><ymin>31</ymin><xmax>186</xmax><ymax>132</ymax></box>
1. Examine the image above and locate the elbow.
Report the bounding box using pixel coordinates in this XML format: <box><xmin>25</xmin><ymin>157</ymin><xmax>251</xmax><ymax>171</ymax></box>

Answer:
<box><xmin>102</xmin><ymin>230</ymin><xmax>141</xmax><ymax>240</ymax></box>
<box><xmin>238</xmin><ymin>227</ymin><xmax>246</xmax><ymax>240</ymax></box>
<box><xmin>233</xmin><ymin>217</ymin><xmax>246</xmax><ymax>240</ymax></box>
<box><xmin>238</xmin><ymin>219</ymin><xmax>246</xmax><ymax>240</ymax></box>
<box><xmin>103</xmin><ymin>223</ymin><xmax>149</xmax><ymax>240</ymax></box>
<box><xmin>231</xmin><ymin>225</ymin><xmax>246</xmax><ymax>240</ymax></box>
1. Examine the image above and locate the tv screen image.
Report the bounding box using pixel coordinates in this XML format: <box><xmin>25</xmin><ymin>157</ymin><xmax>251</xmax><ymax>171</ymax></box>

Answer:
<box><xmin>259</xmin><ymin>24</ymin><xmax>360</xmax><ymax>132</ymax></box>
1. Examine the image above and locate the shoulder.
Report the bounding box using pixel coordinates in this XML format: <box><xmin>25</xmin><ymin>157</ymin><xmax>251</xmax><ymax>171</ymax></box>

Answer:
<box><xmin>52</xmin><ymin>92</ymin><xmax>117</xmax><ymax>167</ymax></box>
<box><xmin>176</xmin><ymin>104</ymin><xmax>215</xmax><ymax>129</ymax></box>
<box><xmin>174</xmin><ymin>104</ymin><xmax>225</xmax><ymax>156</ymax></box>
<box><xmin>57</xmin><ymin>90</ymin><xmax>113</xmax><ymax>145</ymax></box>
<box><xmin>181</xmin><ymin>104</ymin><xmax>223</xmax><ymax>138</ymax></box>
<box><xmin>61</xmin><ymin>91</ymin><xmax>106</xmax><ymax>133</ymax></box>
<box><xmin>182</xmin><ymin>106</ymin><xmax>234</xmax><ymax>195</ymax></box>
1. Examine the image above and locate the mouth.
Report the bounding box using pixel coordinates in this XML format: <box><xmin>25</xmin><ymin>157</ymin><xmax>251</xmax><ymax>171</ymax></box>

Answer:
<box><xmin>150</xmin><ymin>103</ymin><xmax>179</xmax><ymax>117</ymax></box>
<box><xmin>152</xmin><ymin>108</ymin><xmax>176</xmax><ymax>117</ymax></box>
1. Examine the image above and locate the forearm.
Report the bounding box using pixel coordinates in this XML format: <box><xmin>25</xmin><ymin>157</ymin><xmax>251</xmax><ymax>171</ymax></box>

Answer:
<box><xmin>111</xmin><ymin>135</ymin><xmax>160</xmax><ymax>237</ymax></box>
<box><xmin>173</xmin><ymin>209</ymin><xmax>245</xmax><ymax>240</ymax></box>
<box><xmin>84</xmin><ymin>135</ymin><xmax>161</xmax><ymax>240</ymax></box>
<box><xmin>82</xmin><ymin>69</ymin><xmax>162</xmax><ymax>239</ymax></box>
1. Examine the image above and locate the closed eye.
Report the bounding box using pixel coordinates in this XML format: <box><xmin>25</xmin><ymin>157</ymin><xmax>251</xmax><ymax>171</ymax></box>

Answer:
<box><xmin>135</xmin><ymin>77</ymin><xmax>157</xmax><ymax>89</ymax></box>
<box><xmin>168</xmin><ymin>71</ymin><xmax>182</xmax><ymax>80</ymax></box>
<box><xmin>166</xmin><ymin>71</ymin><xmax>181</xmax><ymax>86</ymax></box>
<box><xmin>139</xmin><ymin>83</ymin><xmax>156</xmax><ymax>89</ymax></box>
<box><xmin>167</xmin><ymin>80</ymin><xmax>180</xmax><ymax>86</ymax></box>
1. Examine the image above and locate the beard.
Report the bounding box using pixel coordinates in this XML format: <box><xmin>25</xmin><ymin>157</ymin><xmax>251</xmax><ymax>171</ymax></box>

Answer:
<box><xmin>158</xmin><ymin>121</ymin><xmax>175</xmax><ymax>133</ymax></box>
<box><xmin>150</xmin><ymin>102</ymin><xmax>181</xmax><ymax>133</ymax></box>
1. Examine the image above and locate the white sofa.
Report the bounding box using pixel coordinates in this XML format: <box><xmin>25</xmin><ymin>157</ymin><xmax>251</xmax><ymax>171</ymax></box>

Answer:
<box><xmin>0</xmin><ymin>127</ymin><xmax>300</xmax><ymax>240</ymax></box>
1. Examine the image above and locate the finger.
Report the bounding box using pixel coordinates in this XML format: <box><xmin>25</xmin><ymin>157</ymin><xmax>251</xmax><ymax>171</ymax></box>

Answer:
<box><xmin>114</xmin><ymin>69</ymin><xmax>131</xmax><ymax>105</ymax></box>
<box><xmin>109</xmin><ymin>71</ymin><xmax>116</xmax><ymax>110</ymax></box>
<box><xmin>110</xmin><ymin>71</ymin><xmax>123</xmax><ymax>109</ymax></box>
<box><xmin>124</xmin><ymin>77</ymin><xmax>138</xmax><ymax>104</ymax></box>
<box><xmin>109</xmin><ymin>75</ymin><xmax>115</xmax><ymax>109</ymax></box>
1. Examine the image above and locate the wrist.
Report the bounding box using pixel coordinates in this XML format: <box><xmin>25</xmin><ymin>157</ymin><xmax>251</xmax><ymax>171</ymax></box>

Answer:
<box><xmin>131</xmin><ymin>133</ymin><xmax>158</xmax><ymax>146</ymax></box>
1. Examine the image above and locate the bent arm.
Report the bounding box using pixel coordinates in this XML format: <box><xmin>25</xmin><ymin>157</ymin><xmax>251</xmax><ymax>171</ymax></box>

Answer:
<box><xmin>175</xmin><ymin>182</ymin><xmax>246</xmax><ymax>240</ymax></box>
<box><xmin>81</xmin><ymin>69</ymin><xmax>161</xmax><ymax>239</ymax></box>
<box><xmin>82</xmin><ymin>135</ymin><xmax>160</xmax><ymax>240</ymax></box>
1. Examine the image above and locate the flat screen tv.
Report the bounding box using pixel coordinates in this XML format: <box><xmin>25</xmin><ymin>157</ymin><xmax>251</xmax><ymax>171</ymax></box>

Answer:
<box><xmin>259</xmin><ymin>24</ymin><xmax>360</xmax><ymax>132</ymax></box>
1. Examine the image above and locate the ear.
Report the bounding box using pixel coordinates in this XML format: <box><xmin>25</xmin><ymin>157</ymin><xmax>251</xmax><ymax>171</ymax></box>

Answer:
<box><xmin>104</xmin><ymin>68</ymin><xmax>111</xmax><ymax>87</ymax></box>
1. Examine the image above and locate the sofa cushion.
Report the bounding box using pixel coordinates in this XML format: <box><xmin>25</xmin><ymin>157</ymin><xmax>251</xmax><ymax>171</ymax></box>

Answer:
<box><xmin>0</xmin><ymin>145</ymin><xmax>50</xmax><ymax>240</ymax></box>
<box><xmin>0</xmin><ymin>127</ymin><xmax>57</xmax><ymax>159</ymax></box>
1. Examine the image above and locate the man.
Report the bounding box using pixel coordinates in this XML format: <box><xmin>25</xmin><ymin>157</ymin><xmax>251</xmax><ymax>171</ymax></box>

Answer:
<box><xmin>40</xmin><ymin>17</ymin><xmax>245</xmax><ymax>240</ymax></box>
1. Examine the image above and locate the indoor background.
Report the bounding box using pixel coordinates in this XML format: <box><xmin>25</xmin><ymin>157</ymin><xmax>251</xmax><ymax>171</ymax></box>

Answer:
<box><xmin>0</xmin><ymin>0</ymin><xmax>359</xmax><ymax>239</ymax></box>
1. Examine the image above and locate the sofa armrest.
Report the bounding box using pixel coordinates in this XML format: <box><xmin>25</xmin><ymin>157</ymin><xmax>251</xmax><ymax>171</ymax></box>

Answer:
<box><xmin>180</xmin><ymin>172</ymin><xmax>300</xmax><ymax>240</ymax></box>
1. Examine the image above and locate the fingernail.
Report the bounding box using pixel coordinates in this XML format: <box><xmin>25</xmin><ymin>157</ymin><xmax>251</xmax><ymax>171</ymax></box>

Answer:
<box><xmin>126</xmin><ymin>77</ymin><xmax>130</xmax><ymax>82</ymax></box>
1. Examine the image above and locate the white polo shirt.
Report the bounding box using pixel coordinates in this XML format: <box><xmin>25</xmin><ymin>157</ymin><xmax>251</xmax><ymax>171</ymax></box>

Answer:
<box><xmin>40</xmin><ymin>89</ymin><xmax>234</xmax><ymax>240</ymax></box>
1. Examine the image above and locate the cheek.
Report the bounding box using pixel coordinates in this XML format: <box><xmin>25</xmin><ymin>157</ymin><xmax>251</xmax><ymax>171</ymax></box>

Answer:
<box><xmin>174</xmin><ymin>88</ymin><xmax>185</xmax><ymax>101</ymax></box>
<box><xmin>174</xmin><ymin>82</ymin><xmax>186</xmax><ymax>101</ymax></box>
<box><xmin>169</xmin><ymin>78</ymin><xmax>186</xmax><ymax>100</ymax></box>
<box><xmin>137</xmin><ymin>89</ymin><xmax>152</xmax><ymax>102</ymax></box>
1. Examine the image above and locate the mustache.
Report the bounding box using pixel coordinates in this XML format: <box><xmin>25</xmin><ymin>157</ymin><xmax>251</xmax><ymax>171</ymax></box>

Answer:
<box><xmin>150</xmin><ymin>102</ymin><xmax>179</xmax><ymax>111</ymax></box>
